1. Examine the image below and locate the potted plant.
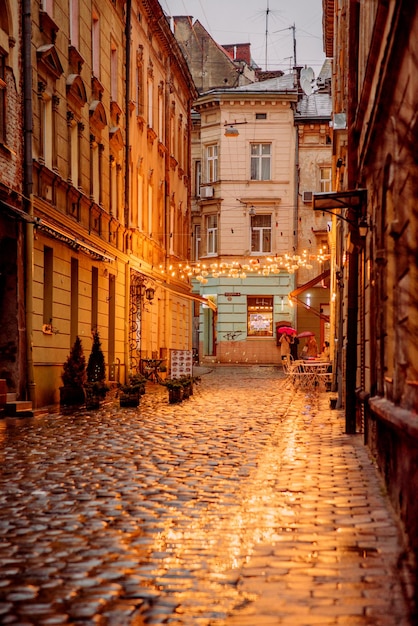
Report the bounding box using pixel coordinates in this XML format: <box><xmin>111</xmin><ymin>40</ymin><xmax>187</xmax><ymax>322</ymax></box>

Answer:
<box><xmin>164</xmin><ymin>378</ymin><xmax>184</xmax><ymax>404</ymax></box>
<box><xmin>85</xmin><ymin>331</ymin><xmax>109</xmax><ymax>409</ymax></box>
<box><xmin>60</xmin><ymin>336</ymin><xmax>87</xmax><ymax>408</ymax></box>
<box><xmin>180</xmin><ymin>376</ymin><xmax>193</xmax><ymax>399</ymax></box>
<box><xmin>119</xmin><ymin>373</ymin><xmax>146</xmax><ymax>407</ymax></box>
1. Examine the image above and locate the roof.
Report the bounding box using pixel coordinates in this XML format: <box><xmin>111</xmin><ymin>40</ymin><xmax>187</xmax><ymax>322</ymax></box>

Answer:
<box><xmin>233</xmin><ymin>72</ymin><xmax>297</xmax><ymax>93</ymax></box>
<box><xmin>296</xmin><ymin>92</ymin><xmax>332</xmax><ymax>119</ymax></box>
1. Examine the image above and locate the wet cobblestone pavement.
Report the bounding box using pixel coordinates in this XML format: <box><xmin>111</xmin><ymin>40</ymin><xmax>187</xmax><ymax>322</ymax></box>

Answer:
<box><xmin>0</xmin><ymin>366</ymin><xmax>415</xmax><ymax>625</ymax></box>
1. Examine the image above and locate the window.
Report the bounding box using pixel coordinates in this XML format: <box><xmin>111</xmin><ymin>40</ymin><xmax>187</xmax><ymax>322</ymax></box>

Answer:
<box><xmin>320</xmin><ymin>167</ymin><xmax>332</xmax><ymax>192</ymax></box>
<box><xmin>91</xmin><ymin>140</ymin><xmax>98</xmax><ymax>202</ymax></box>
<box><xmin>42</xmin><ymin>0</ymin><xmax>54</xmax><ymax>13</ymax></box>
<box><xmin>206</xmin><ymin>144</ymin><xmax>218</xmax><ymax>183</ymax></box>
<box><xmin>69</xmin><ymin>0</ymin><xmax>79</xmax><ymax>48</ymax></box>
<box><xmin>92</xmin><ymin>11</ymin><xmax>100</xmax><ymax>77</ymax></box>
<box><xmin>108</xmin><ymin>274</ymin><xmax>116</xmax><ymax>368</ymax></box>
<box><xmin>251</xmin><ymin>214</ymin><xmax>271</xmax><ymax>253</ymax></box>
<box><xmin>206</xmin><ymin>214</ymin><xmax>217</xmax><ymax>255</ymax></box>
<box><xmin>110</xmin><ymin>43</ymin><xmax>118</xmax><ymax>102</ymax></box>
<box><xmin>70</xmin><ymin>257</ymin><xmax>79</xmax><ymax>345</ymax></box>
<box><xmin>147</xmin><ymin>77</ymin><xmax>153</xmax><ymax>128</ymax></box>
<box><xmin>69</xmin><ymin>118</ymin><xmax>78</xmax><ymax>186</ymax></box>
<box><xmin>91</xmin><ymin>266</ymin><xmax>98</xmax><ymax>331</ymax></box>
<box><xmin>136</xmin><ymin>47</ymin><xmax>144</xmax><ymax>117</ymax></box>
<box><xmin>195</xmin><ymin>160</ymin><xmax>201</xmax><ymax>196</ymax></box>
<box><xmin>43</xmin><ymin>246</ymin><xmax>53</xmax><ymax>324</ymax></box>
<box><xmin>158</xmin><ymin>83</ymin><xmax>164</xmax><ymax>141</ymax></box>
<box><xmin>247</xmin><ymin>296</ymin><xmax>273</xmax><ymax>337</ymax></box>
<box><xmin>193</xmin><ymin>224</ymin><xmax>201</xmax><ymax>260</ymax></box>
<box><xmin>251</xmin><ymin>143</ymin><xmax>271</xmax><ymax>180</ymax></box>
<box><xmin>256</xmin><ymin>112</ymin><xmax>267</xmax><ymax>120</ymax></box>
<box><xmin>41</xmin><ymin>93</ymin><xmax>53</xmax><ymax>168</ymax></box>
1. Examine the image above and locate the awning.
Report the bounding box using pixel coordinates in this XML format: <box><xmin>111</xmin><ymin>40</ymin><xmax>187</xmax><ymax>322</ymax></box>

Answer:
<box><xmin>289</xmin><ymin>269</ymin><xmax>330</xmax><ymax>299</ymax></box>
<box><xmin>37</xmin><ymin>217</ymin><xmax>115</xmax><ymax>262</ymax></box>
<box><xmin>313</xmin><ymin>189</ymin><xmax>367</xmax><ymax>211</ymax></box>
<box><xmin>289</xmin><ymin>269</ymin><xmax>330</xmax><ymax>322</ymax></box>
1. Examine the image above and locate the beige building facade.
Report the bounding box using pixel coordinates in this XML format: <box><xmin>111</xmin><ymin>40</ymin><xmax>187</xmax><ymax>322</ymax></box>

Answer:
<box><xmin>190</xmin><ymin>75</ymin><xmax>320</xmax><ymax>365</ymax></box>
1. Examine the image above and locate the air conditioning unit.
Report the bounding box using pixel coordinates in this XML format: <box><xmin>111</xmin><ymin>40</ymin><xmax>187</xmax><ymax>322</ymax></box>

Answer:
<box><xmin>200</xmin><ymin>186</ymin><xmax>214</xmax><ymax>199</ymax></box>
<box><xmin>303</xmin><ymin>191</ymin><xmax>313</xmax><ymax>203</ymax></box>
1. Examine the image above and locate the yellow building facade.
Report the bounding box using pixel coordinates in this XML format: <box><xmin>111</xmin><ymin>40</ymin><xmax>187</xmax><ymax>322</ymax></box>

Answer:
<box><xmin>20</xmin><ymin>0</ymin><xmax>197</xmax><ymax>409</ymax></box>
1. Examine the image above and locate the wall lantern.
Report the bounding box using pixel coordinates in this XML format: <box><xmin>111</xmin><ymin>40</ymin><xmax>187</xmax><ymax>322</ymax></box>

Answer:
<box><xmin>145</xmin><ymin>286</ymin><xmax>155</xmax><ymax>302</ymax></box>
<box><xmin>358</xmin><ymin>218</ymin><xmax>369</xmax><ymax>238</ymax></box>
<box><xmin>249</xmin><ymin>206</ymin><xmax>256</xmax><ymax>216</ymax></box>
<box><xmin>224</xmin><ymin>120</ymin><xmax>248</xmax><ymax>137</ymax></box>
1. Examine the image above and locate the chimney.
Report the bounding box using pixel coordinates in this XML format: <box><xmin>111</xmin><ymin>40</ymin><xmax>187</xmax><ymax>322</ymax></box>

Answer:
<box><xmin>222</xmin><ymin>43</ymin><xmax>251</xmax><ymax>66</ymax></box>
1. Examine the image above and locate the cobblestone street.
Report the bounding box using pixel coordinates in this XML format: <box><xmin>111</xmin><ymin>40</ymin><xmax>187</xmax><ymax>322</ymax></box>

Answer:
<box><xmin>0</xmin><ymin>366</ymin><xmax>415</xmax><ymax>625</ymax></box>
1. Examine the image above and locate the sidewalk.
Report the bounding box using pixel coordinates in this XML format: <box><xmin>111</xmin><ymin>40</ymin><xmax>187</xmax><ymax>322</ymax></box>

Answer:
<box><xmin>223</xmin><ymin>387</ymin><xmax>416</xmax><ymax>626</ymax></box>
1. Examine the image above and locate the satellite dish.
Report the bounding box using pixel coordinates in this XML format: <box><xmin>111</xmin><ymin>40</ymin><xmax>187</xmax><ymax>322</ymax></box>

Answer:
<box><xmin>300</xmin><ymin>67</ymin><xmax>315</xmax><ymax>95</ymax></box>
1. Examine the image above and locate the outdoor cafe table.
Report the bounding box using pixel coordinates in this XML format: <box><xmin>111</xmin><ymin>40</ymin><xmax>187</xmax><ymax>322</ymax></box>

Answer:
<box><xmin>286</xmin><ymin>359</ymin><xmax>331</xmax><ymax>392</ymax></box>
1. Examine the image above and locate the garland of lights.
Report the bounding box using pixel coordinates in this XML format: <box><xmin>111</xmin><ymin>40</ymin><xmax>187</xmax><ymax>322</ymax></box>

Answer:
<box><xmin>155</xmin><ymin>248</ymin><xmax>331</xmax><ymax>283</ymax></box>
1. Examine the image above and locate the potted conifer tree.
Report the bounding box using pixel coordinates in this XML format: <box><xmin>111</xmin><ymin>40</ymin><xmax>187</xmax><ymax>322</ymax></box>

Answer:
<box><xmin>60</xmin><ymin>336</ymin><xmax>87</xmax><ymax>408</ymax></box>
<box><xmin>85</xmin><ymin>330</ymin><xmax>109</xmax><ymax>409</ymax></box>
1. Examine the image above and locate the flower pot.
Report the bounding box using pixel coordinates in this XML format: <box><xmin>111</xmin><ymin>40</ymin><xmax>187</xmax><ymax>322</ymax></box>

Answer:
<box><xmin>168</xmin><ymin>387</ymin><xmax>183</xmax><ymax>404</ymax></box>
<box><xmin>59</xmin><ymin>385</ymin><xmax>86</xmax><ymax>408</ymax></box>
<box><xmin>119</xmin><ymin>392</ymin><xmax>140</xmax><ymax>408</ymax></box>
<box><xmin>182</xmin><ymin>382</ymin><xmax>193</xmax><ymax>399</ymax></box>
<box><xmin>329</xmin><ymin>397</ymin><xmax>338</xmax><ymax>410</ymax></box>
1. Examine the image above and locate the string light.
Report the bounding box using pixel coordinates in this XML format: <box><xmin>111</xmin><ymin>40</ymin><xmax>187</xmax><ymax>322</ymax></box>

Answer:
<box><xmin>175</xmin><ymin>249</ymin><xmax>330</xmax><ymax>283</ymax></box>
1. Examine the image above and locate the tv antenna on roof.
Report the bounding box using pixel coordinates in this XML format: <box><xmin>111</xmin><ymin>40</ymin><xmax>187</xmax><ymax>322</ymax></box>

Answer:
<box><xmin>264</xmin><ymin>0</ymin><xmax>270</xmax><ymax>70</ymax></box>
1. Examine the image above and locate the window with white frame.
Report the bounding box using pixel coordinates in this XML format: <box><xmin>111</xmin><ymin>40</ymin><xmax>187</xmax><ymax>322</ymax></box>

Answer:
<box><xmin>251</xmin><ymin>214</ymin><xmax>271</xmax><ymax>253</ymax></box>
<box><xmin>206</xmin><ymin>214</ymin><xmax>218</xmax><ymax>255</ymax></box>
<box><xmin>206</xmin><ymin>144</ymin><xmax>218</xmax><ymax>183</ymax></box>
<box><xmin>320</xmin><ymin>167</ymin><xmax>332</xmax><ymax>192</ymax></box>
<box><xmin>193</xmin><ymin>224</ymin><xmax>201</xmax><ymax>260</ymax></box>
<box><xmin>247</xmin><ymin>296</ymin><xmax>273</xmax><ymax>337</ymax></box>
<box><xmin>251</xmin><ymin>143</ymin><xmax>271</xmax><ymax>180</ymax></box>
<box><xmin>195</xmin><ymin>160</ymin><xmax>201</xmax><ymax>197</ymax></box>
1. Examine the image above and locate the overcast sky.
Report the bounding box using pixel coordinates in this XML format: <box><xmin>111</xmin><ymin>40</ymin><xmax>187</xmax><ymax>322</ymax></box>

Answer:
<box><xmin>161</xmin><ymin>0</ymin><xmax>326</xmax><ymax>75</ymax></box>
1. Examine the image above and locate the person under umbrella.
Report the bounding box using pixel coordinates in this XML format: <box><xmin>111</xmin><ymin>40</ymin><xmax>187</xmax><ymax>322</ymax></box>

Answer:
<box><xmin>279</xmin><ymin>332</ymin><xmax>292</xmax><ymax>361</ymax></box>
<box><xmin>301</xmin><ymin>334</ymin><xmax>318</xmax><ymax>358</ymax></box>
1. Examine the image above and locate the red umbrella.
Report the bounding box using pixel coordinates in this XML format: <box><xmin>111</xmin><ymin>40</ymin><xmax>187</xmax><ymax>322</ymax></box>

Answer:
<box><xmin>297</xmin><ymin>331</ymin><xmax>315</xmax><ymax>338</ymax></box>
<box><xmin>278</xmin><ymin>326</ymin><xmax>297</xmax><ymax>335</ymax></box>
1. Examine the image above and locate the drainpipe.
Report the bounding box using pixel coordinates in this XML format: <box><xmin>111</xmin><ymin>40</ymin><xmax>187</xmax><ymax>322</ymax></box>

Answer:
<box><xmin>22</xmin><ymin>0</ymin><xmax>36</xmax><ymax>406</ymax></box>
<box><xmin>124</xmin><ymin>0</ymin><xmax>131</xmax><ymax>238</ymax></box>
<box><xmin>124</xmin><ymin>0</ymin><xmax>132</xmax><ymax>379</ymax></box>
<box><xmin>293</xmin><ymin>119</ymin><xmax>300</xmax><ymax>327</ymax></box>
